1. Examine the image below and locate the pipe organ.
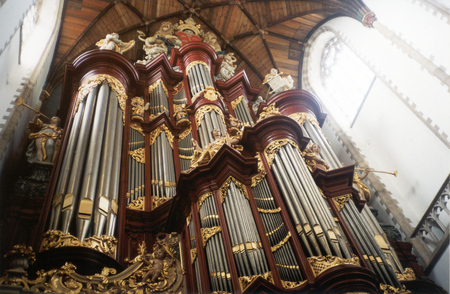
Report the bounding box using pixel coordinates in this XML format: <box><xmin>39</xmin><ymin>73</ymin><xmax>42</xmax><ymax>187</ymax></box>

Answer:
<box><xmin>7</xmin><ymin>36</ymin><xmax>421</xmax><ymax>294</ymax></box>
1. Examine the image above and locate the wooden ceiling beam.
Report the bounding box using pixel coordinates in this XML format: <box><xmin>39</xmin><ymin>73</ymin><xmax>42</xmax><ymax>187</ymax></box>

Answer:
<box><xmin>261</xmin><ymin>33</ymin><xmax>277</xmax><ymax>70</ymax></box>
<box><xmin>266</xmin><ymin>31</ymin><xmax>304</xmax><ymax>45</ymax></box>
<box><xmin>263</xmin><ymin>8</ymin><xmax>340</xmax><ymax>29</ymax></box>
<box><xmin>236</xmin><ymin>2</ymin><xmax>259</xmax><ymax>28</ymax></box>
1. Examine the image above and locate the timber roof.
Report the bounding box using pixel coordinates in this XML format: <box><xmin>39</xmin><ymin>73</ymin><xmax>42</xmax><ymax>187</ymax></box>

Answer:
<box><xmin>46</xmin><ymin>0</ymin><xmax>372</xmax><ymax>96</ymax></box>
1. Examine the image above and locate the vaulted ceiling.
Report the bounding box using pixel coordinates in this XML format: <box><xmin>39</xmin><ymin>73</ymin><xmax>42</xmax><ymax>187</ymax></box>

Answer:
<box><xmin>45</xmin><ymin>0</ymin><xmax>372</xmax><ymax>96</ymax></box>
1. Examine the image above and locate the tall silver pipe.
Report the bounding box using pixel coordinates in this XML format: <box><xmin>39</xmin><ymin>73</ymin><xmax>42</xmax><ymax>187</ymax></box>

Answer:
<box><xmin>106</xmin><ymin>107</ymin><xmax>123</xmax><ymax>236</ymax></box>
<box><xmin>48</xmin><ymin>97</ymin><xmax>85</xmax><ymax>230</ymax></box>
<box><xmin>76</xmin><ymin>82</ymin><xmax>110</xmax><ymax>240</ymax></box>
<box><xmin>61</xmin><ymin>84</ymin><xmax>100</xmax><ymax>233</ymax></box>
<box><xmin>93</xmin><ymin>89</ymin><xmax>118</xmax><ymax>236</ymax></box>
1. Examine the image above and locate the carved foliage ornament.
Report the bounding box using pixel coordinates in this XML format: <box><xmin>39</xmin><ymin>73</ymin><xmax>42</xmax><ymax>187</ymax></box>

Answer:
<box><xmin>186</xmin><ymin>60</ymin><xmax>210</xmax><ymax>75</ymax></box>
<box><xmin>153</xmin><ymin>196</ymin><xmax>170</xmax><ymax>209</ymax></box>
<box><xmin>129</xmin><ymin>147</ymin><xmax>145</xmax><ymax>164</ymax></box>
<box><xmin>380</xmin><ymin>284</ymin><xmax>411</xmax><ymax>294</ymax></box>
<box><xmin>257</xmin><ymin>104</ymin><xmax>282</xmax><ymax>122</ymax></box>
<box><xmin>201</xmin><ymin>226</ymin><xmax>222</xmax><ymax>247</ymax></box>
<box><xmin>149</xmin><ymin>124</ymin><xmax>175</xmax><ymax>148</ymax></box>
<box><xmin>4</xmin><ymin>237</ymin><xmax>184</xmax><ymax>293</ymax></box>
<box><xmin>288</xmin><ymin>112</ymin><xmax>319</xmax><ymax>128</ymax></box>
<box><xmin>239</xmin><ymin>271</ymin><xmax>273</xmax><ymax>291</ymax></box>
<box><xmin>396</xmin><ymin>268</ymin><xmax>416</xmax><ymax>281</ymax></box>
<box><xmin>264</xmin><ymin>139</ymin><xmax>300</xmax><ymax>168</ymax></box>
<box><xmin>40</xmin><ymin>230</ymin><xmax>117</xmax><ymax>259</ymax></box>
<box><xmin>332</xmin><ymin>194</ymin><xmax>352</xmax><ymax>211</ymax></box>
<box><xmin>197</xmin><ymin>192</ymin><xmax>213</xmax><ymax>209</ymax></box>
<box><xmin>220</xmin><ymin>176</ymin><xmax>249</xmax><ymax>203</ymax></box>
<box><xmin>231</xmin><ymin>95</ymin><xmax>244</xmax><ymax>110</ymax></box>
<box><xmin>195</xmin><ymin>105</ymin><xmax>225</xmax><ymax>128</ymax></box>
<box><xmin>76</xmin><ymin>75</ymin><xmax>127</xmax><ymax>122</ymax></box>
<box><xmin>307</xmin><ymin>255</ymin><xmax>360</xmax><ymax>277</ymax></box>
<box><xmin>252</xmin><ymin>153</ymin><xmax>267</xmax><ymax>187</ymax></box>
<box><xmin>149</xmin><ymin>79</ymin><xmax>169</xmax><ymax>97</ymax></box>
<box><xmin>127</xmin><ymin>196</ymin><xmax>145</xmax><ymax>210</ymax></box>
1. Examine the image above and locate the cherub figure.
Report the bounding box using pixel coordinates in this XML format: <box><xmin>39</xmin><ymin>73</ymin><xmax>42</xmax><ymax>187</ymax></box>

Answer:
<box><xmin>302</xmin><ymin>143</ymin><xmax>329</xmax><ymax>172</ymax></box>
<box><xmin>26</xmin><ymin>116</ymin><xmax>62</xmax><ymax>163</ymax></box>
<box><xmin>141</xmin><ymin>245</ymin><xmax>174</xmax><ymax>283</ymax></box>
<box><xmin>131</xmin><ymin>97</ymin><xmax>145</xmax><ymax>122</ymax></box>
<box><xmin>96</xmin><ymin>33</ymin><xmax>135</xmax><ymax>54</ymax></box>
<box><xmin>217</xmin><ymin>53</ymin><xmax>237</xmax><ymax>81</ymax></box>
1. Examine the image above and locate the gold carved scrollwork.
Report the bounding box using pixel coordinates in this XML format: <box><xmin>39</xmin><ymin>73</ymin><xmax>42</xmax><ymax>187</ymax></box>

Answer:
<box><xmin>282</xmin><ymin>279</ymin><xmax>307</xmax><ymax>289</ymax></box>
<box><xmin>195</xmin><ymin>105</ymin><xmax>225</xmax><ymax>128</ymax></box>
<box><xmin>186</xmin><ymin>213</ymin><xmax>192</xmax><ymax>226</ymax></box>
<box><xmin>173</xmin><ymin>81</ymin><xmax>184</xmax><ymax>95</ymax></box>
<box><xmin>129</xmin><ymin>148</ymin><xmax>145</xmax><ymax>164</ymax></box>
<box><xmin>186</xmin><ymin>60</ymin><xmax>210</xmax><ymax>75</ymax></box>
<box><xmin>220</xmin><ymin>176</ymin><xmax>249</xmax><ymax>203</ymax></box>
<box><xmin>190</xmin><ymin>248</ymin><xmax>197</xmax><ymax>265</ymax></box>
<box><xmin>288</xmin><ymin>112</ymin><xmax>319</xmax><ymax>128</ymax></box>
<box><xmin>231</xmin><ymin>95</ymin><xmax>244</xmax><ymax>110</ymax></box>
<box><xmin>271</xmin><ymin>232</ymin><xmax>291</xmax><ymax>252</ymax></box>
<box><xmin>257</xmin><ymin>104</ymin><xmax>281</xmax><ymax>122</ymax></box>
<box><xmin>396</xmin><ymin>268</ymin><xmax>416</xmax><ymax>281</ymax></box>
<box><xmin>198</xmin><ymin>192</ymin><xmax>213</xmax><ymax>209</ymax></box>
<box><xmin>252</xmin><ymin>153</ymin><xmax>267</xmax><ymax>187</ymax></box>
<box><xmin>264</xmin><ymin>139</ymin><xmax>300</xmax><ymax>168</ymax></box>
<box><xmin>238</xmin><ymin>272</ymin><xmax>273</xmax><ymax>291</ymax></box>
<box><xmin>201</xmin><ymin>226</ymin><xmax>221</xmax><ymax>247</ymax></box>
<box><xmin>153</xmin><ymin>196</ymin><xmax>170</xmax><ymax>209</ymax></box>
<box><xmin>76</xmin><ymin>74</ymin><xmax>127</xmax><ymax>121</ymax></box>
<box><xmin>40</xmin><ymin>230</ymin><xmax>117</xmax><ymax>259</ymax></box>
<box><xmin>380</xmin><ymin>284</ymin><xmax>411</xmax><ymax>294</ymax></box>
<box><xmin>332</xmin><ymin>194</ymin><xmax>352</xmax><ymax>211</ymax></box>
<box><xmin>307</xmin><ymin>255</ymin><xmax>360</xmax><ymax>277</ymax></box>
<box><xmin>149</xmin><ymin>124</ymin><xmax>175</xmax><ymax>148</ymax></box>
<box><xmin>257</xmin><ymin>207</ymin><xmax>281</xmax><ymax>214</ymax></box>
<box><xmin>128</xmin><ymin>196</ymin><xmax>145</xmax><ymax>210</ymax></box>
<box><xmin>149</xmin><ymin>79</ymin><xmax>169</xmax><ymax>97</ymax></box>
<box><xmin>178</xmin><ymin>126</ymin><xmax>192</xmax><ymax>141</ymax></box>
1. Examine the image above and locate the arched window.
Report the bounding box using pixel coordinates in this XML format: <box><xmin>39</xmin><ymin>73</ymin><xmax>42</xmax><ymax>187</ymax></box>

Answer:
<box><xmin>320</xmin><ymin>36</ymin><xmax>375</xmax><ymax>127</ymax></box>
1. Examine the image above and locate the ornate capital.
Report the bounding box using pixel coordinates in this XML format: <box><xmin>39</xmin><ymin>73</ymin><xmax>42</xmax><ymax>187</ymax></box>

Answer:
<box><xmin>307</xmin><ymin>255</ymin><xmax>360</xmax><ymax>276</ymax></box>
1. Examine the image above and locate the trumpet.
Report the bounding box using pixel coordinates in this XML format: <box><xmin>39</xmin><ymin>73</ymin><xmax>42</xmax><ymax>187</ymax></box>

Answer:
<box><xmin>355</xmin><ymin>167</ymin><xmax>397</xmax><ymax>177</ymax></box>
<box><xmin>15</xmin><ymin>97</ymin><xmax>50</xmax><ymax>120</ymax></box>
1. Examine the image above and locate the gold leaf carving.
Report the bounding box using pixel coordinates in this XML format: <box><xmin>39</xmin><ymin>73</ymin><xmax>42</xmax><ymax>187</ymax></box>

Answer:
<box><xmin>239</xmin><ymin>272</ymin><xmax>273</xmax><ymax>291</ymax></box>
<box><xmin>201</xmin><ymin>226</ymin><xmax>221</xmax><ymax>247</ymax></box>
<box><xmin>128</xmin><ymin>196</ymin><xmax>145</xmax><ymax>210</ymax></box>
<box><xmin>271</xmin><ymin>232</ymin><xmax>291</xmax><ymax>252</ymax></box>
<box><xmin>149</xmin><ymin>79</ymin><xmax>169</xmax><ymax>97</ymax></box>
<box><xmin>281</xmin><ymin>279</ymin><xmax>307</xmax><ymax>289</ymax></box>
<box><xmin>264</xmin><ymin>139</ymin><xmax>300</xmax><ymax>168</ymax></box>
<box><xmin>40</xmin><ymin>230</ymin><xmax>117</xmax><ymax>259</ymax></box>
<box><xmin>257</xmin><ymin>207</ymin><xmax>281</xmax><ymax>214</ymax></box>
<box><xmin>178</xmin><ymin>126</ymin><xmax>192</xmax><ymax>141</ymax></box>
<box><xmin>77</xmin><ymin>74</ymin><xmax>127</xmax><ymax>122</ymax></box>
<box><xmin>195</xmin><ymin>105</ymin><xmax>225</xmax><ymax>128</ymax></box>
<box><xmin>231</xmin><ymin>95</ymin><xmax>244</xmax><ymax>110</ymax></box>
<box><xmin>288</xmin><ymin>112</ymin><xmax>319</xmax><ymax>128</ymax></box>
<box><xmin>198</xmin><ymin>192</ymin><xmax>213</xmax><ymax>209</ymax></box>
<box><xmin>332</xmin><ymin>194</ymin><xmax>352</xmax><ymax>211</ymax></box>
<box><xmin>307</xmin><ymin>255</ymin><xmax>360</xmax><ymax>277</ymax></box>
<box><xmin>149</xmin><ymin>124</ymin><xmax>175</xmax><ymax>148</ymax></box>
<box><xmin>220</xmin><ymin>176</ymin><xmax>248</xmax><ymax>203</ymax></box>
<box><xmin>153</xmin><ymin>196</ymin><xmax>170</xmax><ymax>209</ymax></box>
<box><xmin>129</xmin><ymin>148</ymin><xmax>145</xmax><ymax>163</ymax></box>
<box><xmin>396</xmin><ymin>268</ymin><xmax>416</xmax><ymax>281</ymax></box>
<box><xmin>186</xmin><ymin>60</ymin><xmax>210</xmax><ymax>75</ymax></box>
<box><xmin>257</xmin><ymin>104</ymin><xmax>281</xmax><ymax>122</ymax></box>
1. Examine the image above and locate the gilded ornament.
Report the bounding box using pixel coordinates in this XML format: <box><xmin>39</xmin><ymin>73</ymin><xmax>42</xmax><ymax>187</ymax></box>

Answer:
<box><xmin>195</xmin><ymin>105</ymin><xmax>225</xmax><ymax>128</ymax></box>
<box><xmin>129</xmin><ymin>147</ymin><xmax>145</xmax><ymax>164</ymax></box>
<box><xmin>264</xmin><ymin>139</ymin><xmax>300</xmax><ymax>168</ymax></box>
<box><xmin>396</xmin><ymin>268</ymin><xmax>416</xmax><ymax>281</ymax></box>
<box><xmin>178</xmin><ymin>126</ymin><xmax>192</xmax><ymax>141</ymax></box>
<box><xmin>232</xmin><ymin>242</ymin><xmax>262</xmax><ymax>254</ymax></box>
<box><xmin>271</xmin><ymin>232</ymin><xmax>291</xmax><ymax>252</ymax></box>
<box><xmin>130</xmin><ymin>122</ymin><xmax>144</xmax><ymax>134</ymax></box>
<box><xmin>353</xmin><ymin>172</ymin><xmax>371</xmax><ymax>201</ymax></box>
<box><xmin>40</xmin><ymin>230</ymin><xmax>117</xmax><ymax>259</ymax></box>
<box><xmin>76</xmin><ymin>75</ymin><xmax>127</xmax><ymax>123</ymax></box>
<box><xmin>153</xmin><ymin>196</ymin><xmax>170</xmax><ymax>209</ymax></box>
<box><xmin>307</xmin><ymin>255</ymin><xmax>360</xmax><ymax>276</ymax></box>
<box><xmin>197</xmin><ymin>192</ymin><xmax>213</xmax><ymax>209</ymax></box>
<box><xmin>203</xmin><ymin>86</ymin><xmax>220</xmax><ymax>101</ymax></box>
<box><xmin>257</xmin><ymin>207</ymin><xmax>281</xmax><ymax>214</ymax></box>
<box><xmin>220</xmin><ymin>176</ymin><xmax>248</xmax><ymax>203</ymax></box>
<box><xmin>362</xmin><ymin>11</ymin><xmax>377</xmax><ymax>28</ymax></box>
<box><xmin>149</xmin><ymin>124</ymin><xmax>175</xmax><ymax>148</ymax></box>
<box><xmin>96</xmin><ymin>32</ymin><xmax>135</xmax><ymax>54</ymax></box>
<box><xmin>332</xmin><ymin>194</ymin><xmax>352</xmax><ymax>211</ymax></box>
<box><xmin>231</xmin><ymin>95</ymin><xmax>244</xmax><ymax>110</ymax></box>
<box><xmin>186</xmin><ymin>213</ymin><xmax>192</xmax><ymax>226</ymax></box>
<box><xmin>266</xmin><ymin>223</ymin><xmax>284</xmax><ymax>237</ymax></box>
<box><xmin>186</xmin><ymin>60</ymin><xmax>210</xmax><ymax>75</ymax></box>
<box><xmin>190</xmin><ymin>248</ymin><xmax>197</xmax><ymax>265</ymax></box>
<box><xmin>128</xmin><ymin>196</ymin><xmax>145</xmax><ymax>210</ymax></box>
<box><xmin>201</xmin><ymin>226</ymin><xmax>222</xmax><ymax>247</ymax></box>
<box><xmin>288</xmin><ymin>112</ymin><xmax>319</xmax><ymax>128</ymax></box>
<box><xmin>173</xmin><ymin>81</ymin><xmax>184</xmax><ymax>95</ymax></box>
<box><xmin>252</xmin><ymin>153</ymin><xmax>267</xmax><ymax>187</ymax></box>
<box><xmin>131</xmin><ymin>97</ymin><xmax>145</xmax><ymax>122</ymax></box>
<box><xmin>148</xmin><ymin>79</ymin><xmax>169</xmax><ymax>97</ymax></box>
<box><xmin>263</xmin><ymin>68</ymin><xmax>294</xmax><ymax>94</ymax></box>
<box><xmin>281</xmin><ymin>279</ymin><xmax>307</xmax><ymax>289</ymax></box>
<box><xmin>302</xmin><ymin>143</ymin><xmax>329</xmax><ymax>172</ymax></box>
<box><xmin>238</xmin><ymin>272</ymin><xmax>273</xmax><ymax>291</ymax></box>
<box><xmin>380</xmin><ymin>284</ymin><xmax>411</xmax><ymax>294</ymax></box>
<box><xmin>257</xmin><ymin>104</ymin><xmax>282</xmax><ymax>122</ymax></box>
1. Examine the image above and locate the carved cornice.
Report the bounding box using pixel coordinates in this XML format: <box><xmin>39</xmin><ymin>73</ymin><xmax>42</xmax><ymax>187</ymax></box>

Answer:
<box><xmin>170</xmin><ymin>41</ymin><xmax>222</xmax><ymax>76</ymax></box>
<box><xmin>307</xmin><ymin>255</ymin><xmax>360</xmax><ymax>277</ymax></box>
<box><xmin>216</xmin><ymin>70</ymin><xmax>260</xmax><ymax>102</ymax></box>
